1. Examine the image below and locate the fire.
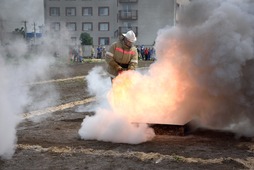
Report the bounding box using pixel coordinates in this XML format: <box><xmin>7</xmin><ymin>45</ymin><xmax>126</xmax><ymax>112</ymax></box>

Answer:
<box><xmin>108</xmin><ymin>45</ymin><xmax>193</xmax><ymax>125</ymax></box>
<box><xmin>79</xmin><ymin>0</ymin><xmax>254</xmax><ymax>142</ymax></box>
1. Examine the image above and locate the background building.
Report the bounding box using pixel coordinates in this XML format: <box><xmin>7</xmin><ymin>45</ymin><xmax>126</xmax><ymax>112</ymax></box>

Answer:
<box><xmin>175</xmin><ymin>0</ymin><xmax>191</xmax><ymax>24</ymax></box>
<box><xmin>44</xmin><ymin>0</ymin><xmax>183</xmax><ymax>46</ymax></box>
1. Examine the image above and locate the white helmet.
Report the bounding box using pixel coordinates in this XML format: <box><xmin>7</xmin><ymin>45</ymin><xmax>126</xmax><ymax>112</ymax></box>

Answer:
<box><xmin>123</xmin><ymin>30</ymin><xmax>137</xmax><ymax>43</ymax></box>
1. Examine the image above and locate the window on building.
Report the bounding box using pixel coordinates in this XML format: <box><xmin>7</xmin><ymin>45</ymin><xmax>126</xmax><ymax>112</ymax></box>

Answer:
<box><xmin>51</xmin><ymin>22</ymin><xmax>60</xmax><ymax>31</ymax></box>
<box><xmin>49</xmin><ymin>7</ymin><xmax>60</xmax><ymax>16</ymax></box>
<box><xmin>98</xmin><ymin>7</ymin><xmax>109</xmax><ymax>16</ymax></box>
<box><xmin>66</xmin><ymin>7</ymin><xmax>76</xmax><ymax>16</ymax></box>
<box><xmin>99</xmin><ymin>22</ymin><xmax>109</xmax><ymax>31</ymax></box>
<box><xmin>82</xmin><ymin>7</ymin><xmax>92</xmax><ymax>16</ymax></box>
<box><xmin>122</xmin><ymin>22</ymin><xmax>132</xmax><ymax>32</ymax></box>
<box><xmin>123</xmin><ymin>4</ymin><xmax>132</xmax><ymax>17</ymax></box>
<box><xmin>82</xmin><ymin>22</ymin><xmax>93</xmax><ymax>31</ymax></box>
<box><xmin>99</xmin><ymin>37</ymin><xmax>109</xmax><ymax>45</ymax></box>
<box><xmin>66</xmin><ymin>22</ymin><xmax>76</xmax><ymax>31</ymax></box>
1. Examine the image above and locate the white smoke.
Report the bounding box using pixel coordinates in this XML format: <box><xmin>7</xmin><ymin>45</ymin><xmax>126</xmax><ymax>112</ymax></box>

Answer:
<box><xmin>79</xmin><ymin>0</ymin><xmax>254</xmax><ymax>144</ymax></box>
<box><xmin>154</xmin><ymin>0</ymin><xmax>254</xmax><ymax>136</ymax></box>
<box><xmin>78</xmin><ymin>67</ymin><xmax>155</xmax><ymax>144</ymax></box>
<box><xmin>0</xmin><ymin>0</ymin><xmax>72</xmax><ymax>158</ymax></box>
<box><xmin>0</xmin><ymin>38</ymin><xmax>57</xmax><ymax>159</ymax></box>
<box><xmin>0</xmin><ymin>0</ymin><xmax>44</xmax><ymax>31</ymax></box>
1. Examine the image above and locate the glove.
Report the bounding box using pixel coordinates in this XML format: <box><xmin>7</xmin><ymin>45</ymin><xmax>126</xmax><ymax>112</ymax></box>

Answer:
<box><xmin>118</xmin><ymin>70</ymin><xmax>123</xmax><ymax>75</ymax></box>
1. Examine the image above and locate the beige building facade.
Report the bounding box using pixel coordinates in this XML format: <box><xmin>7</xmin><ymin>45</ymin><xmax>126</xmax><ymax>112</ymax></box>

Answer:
<box><xmin>44</xmin><ymin>0</ymin><xmax>188</xmax><ymax>46</ymax></box>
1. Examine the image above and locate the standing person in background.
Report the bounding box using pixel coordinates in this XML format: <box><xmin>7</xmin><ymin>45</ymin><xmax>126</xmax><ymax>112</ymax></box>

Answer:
<box><xmin>105</xmin><ymin>30</ymin><xmax>138</xmax><ymax>82</ymax></box>
<box><xmin>73</xmin><ymin>47</ymin><xmax>78</xmax><ymax>62</ymax></box>
<box><xmin>78</xmin><ymin>45</ymin><xmax>83</xmax><ymax>63</ymax></box>
<box><xmin>144</xmin><ymin>47</ymin><xmax>149</xmax><ymax>60</ymax></box>
<box><xmin>140</xmin><ymin>45</ymin><xmax>145</xmax><ymax>60</ymax></box>
<box><xmin>102</xmin><ymin>46</ymin><xmax>106</xmax><ymax>59</ymax></box>
<box><xmin>136</xmin><ymin>45</ymin><xmax>141</xmax><ymax>60</ymax></box>
<box><xmin>90</xmin><ymin>45</ymin><xmax>95</xmax><ymax>58</ymax></box>
<box><xmin>69</xmin><ymin>46</ymin><xmax>74</xmax><ymax>62</ymax></box>
<box><xmin>150</xmin><ymin>47</ymin><xmax>156</xmax><ymax>61</ymax></box>
<box><xmin>97</xmin><ymin>45</ymin><xmax>102</xmax><ymax>59</ymax></box>
<box><xmin>147</xmin><ymin>47</ymin><xmax>151</xmax><ymax>60</ymax></box>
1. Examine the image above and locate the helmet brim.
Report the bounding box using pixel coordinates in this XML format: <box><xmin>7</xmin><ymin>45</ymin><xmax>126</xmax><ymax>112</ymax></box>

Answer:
<box><xmin>122</xmin><ymin>33</ymin><xmax>137</xmax><ymax>43</ymax></box>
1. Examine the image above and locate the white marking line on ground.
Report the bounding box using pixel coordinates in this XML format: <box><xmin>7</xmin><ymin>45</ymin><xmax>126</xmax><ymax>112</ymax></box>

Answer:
<box><xmin>23</xmin><ymin>97</ymin><xmax>95</xmax><ymax>119</ymax></box>
<box><xmin>27</xmin><ymin>67</ymin><xmax>149</xmax><ymax>86</ymax></box>
<box><xmin>17</xmin><ymin>144</ymin><xmax>253</xmax><ymax>168</ymax></box>
<box><xmin>27</xmin><ymin>76</ymin><xmax>86</xmax><ymax>85</ymax></box>
<box><xmin>23</xmin><ymin>68</ymin><xmax>149</xmax><ymax>119</ymax></box>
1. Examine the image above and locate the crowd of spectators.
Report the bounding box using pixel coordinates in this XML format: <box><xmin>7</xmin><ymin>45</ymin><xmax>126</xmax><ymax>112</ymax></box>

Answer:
<box><xmin>69</xmin><ymin>44</ymin><xmax>156</xmax><ymax>63</ymax></box>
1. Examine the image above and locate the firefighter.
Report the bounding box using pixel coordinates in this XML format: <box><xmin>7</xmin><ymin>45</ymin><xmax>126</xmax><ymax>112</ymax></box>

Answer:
<box><xmin>105</xmin><ymin>30</ymin><xmax>138</xmax><ymax>82</ymax></box>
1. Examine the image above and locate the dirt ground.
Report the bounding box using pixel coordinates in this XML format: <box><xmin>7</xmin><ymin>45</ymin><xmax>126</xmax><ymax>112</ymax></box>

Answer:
<box><xmin>0</xmin><ymin>60</ymin><xmax>254</xmax><ymax>170</ymax></box>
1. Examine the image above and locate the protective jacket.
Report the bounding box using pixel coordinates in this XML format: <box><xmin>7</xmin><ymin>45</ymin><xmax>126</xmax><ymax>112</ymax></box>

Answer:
<box><xmin>105</xmin><ymin>40</ymin><xmax>138</xmax><ymax>77</ymax></box>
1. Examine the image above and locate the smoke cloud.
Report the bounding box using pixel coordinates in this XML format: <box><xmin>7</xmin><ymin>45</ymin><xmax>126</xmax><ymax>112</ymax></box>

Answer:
<box><xmin>0</xmin><ymin>0</ymin><xmax>72</xmax><ymax>159</ymax></box>
<box><xmin>79</xmin><ymin>0</ymin><xmax>254</xmax><ymax>144</ymax></box>
<box><xmin>78</xmin><ymin>67</ymin><xmax>155</xmax><ymax>144</ymax></box>
<box><xmin>154</xmin><ymin>0</ymin><xmax>254</xmax><ymax>135</ymax></box>
<box><xmin>0</xmin><ymin>39</ymin><xmax>58</xmax><ymax>159</ymax></box>
<box><xmin>0</xmin><ymin>0</ymin><xmax>44</xmax><ymax>31</ymax></box>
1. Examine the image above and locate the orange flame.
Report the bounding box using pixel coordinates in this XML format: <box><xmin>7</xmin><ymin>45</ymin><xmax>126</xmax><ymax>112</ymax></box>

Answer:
<box><xmin>108</xmin><ymin>44</ymin><xmax>194</xmax><ymax>125</ymax></box>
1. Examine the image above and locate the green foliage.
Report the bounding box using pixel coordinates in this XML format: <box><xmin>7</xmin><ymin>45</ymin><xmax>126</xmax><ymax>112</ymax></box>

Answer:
<box><xmin>79</xmin><ymin>32</ymin><xmax>93</xmax><ymax>45</ymax></box>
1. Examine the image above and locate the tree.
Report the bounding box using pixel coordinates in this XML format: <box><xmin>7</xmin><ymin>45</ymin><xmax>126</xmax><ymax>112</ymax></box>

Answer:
<box><xmin>79</xmin><ymin>32</ymin><xmax>93</xmax><ymax>45</ymax></box>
